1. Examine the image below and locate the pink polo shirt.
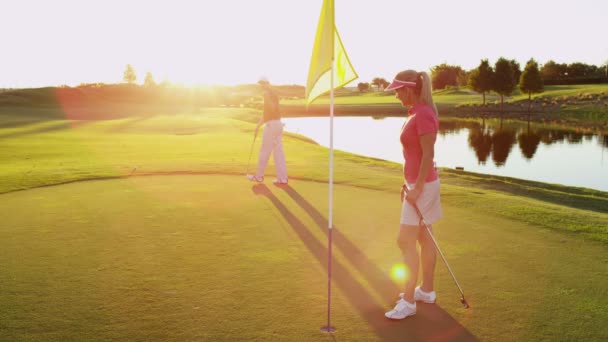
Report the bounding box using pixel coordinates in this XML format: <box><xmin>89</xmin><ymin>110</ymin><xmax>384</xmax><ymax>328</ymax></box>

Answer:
<box><xmin>400</xmin><ymin>103</ymin><xmax>439</xmax><ymax>184</ymax></box>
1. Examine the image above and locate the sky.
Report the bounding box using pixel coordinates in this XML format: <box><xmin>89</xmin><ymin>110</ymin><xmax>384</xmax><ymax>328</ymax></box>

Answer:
<box><xmin>2</xmin><ymin>0</ymin><xmax>607</xmax><ymax>88</ymax></box>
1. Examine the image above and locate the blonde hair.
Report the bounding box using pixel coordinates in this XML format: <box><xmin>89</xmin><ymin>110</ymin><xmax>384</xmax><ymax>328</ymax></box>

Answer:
<box><xmin>392</xmin><ymin>70</ymin><xmax>438</xmax><ymax>115</ymax></box>
<box><xmin>417</xmin><ymin>72</ymin><xmax>438</xmax><ymax>115</ymax></box>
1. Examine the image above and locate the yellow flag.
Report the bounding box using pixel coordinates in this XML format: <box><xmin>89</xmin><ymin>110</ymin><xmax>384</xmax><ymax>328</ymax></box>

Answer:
<box><xmin>305</xmin><ymin>0</ymin><xmax>358</xmax><ymax>105</ymax></box>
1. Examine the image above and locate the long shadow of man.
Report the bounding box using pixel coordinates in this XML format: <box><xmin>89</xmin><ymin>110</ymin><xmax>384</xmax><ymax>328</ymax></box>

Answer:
<box><xmin>252</xmin><ymin>184</ymin><xmax>477</xmax><ymax>342</ymax></box>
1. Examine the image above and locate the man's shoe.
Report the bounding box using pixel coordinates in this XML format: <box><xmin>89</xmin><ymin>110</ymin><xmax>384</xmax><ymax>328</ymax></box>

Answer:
<box><xmin>414</xmin><ymin>286</ymin><xmax>436</xmax><ymax>303</ymax></box>
<box><xmin>385</xmin><ymin>294</ymin><xmax>416</xmax><ymax>320</ymax></box>
<box><xmin>272</xmin><ymin>178</ymin><xmax>288</xmax><ymax>185</ymax></box>
<box><xmin>246</xmin><ymin>174</ymin><xmax>264</xmax><ymax>182</ymax></box>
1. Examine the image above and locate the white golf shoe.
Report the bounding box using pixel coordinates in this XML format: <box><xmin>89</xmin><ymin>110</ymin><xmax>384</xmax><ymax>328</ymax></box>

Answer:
<box><xmin>414</xmin><ymin>286</ymin><xmax>436</xmax><ymax>303</ymax></box>
<box><xmin>246</xmin><ymin>174</ymin><xmax>264</xmax><ymax>182</ymax></box>
<box><xmin>385</xmin><ymin>294</ymin><xmax>416</xmax><ymax>320</ymax></box>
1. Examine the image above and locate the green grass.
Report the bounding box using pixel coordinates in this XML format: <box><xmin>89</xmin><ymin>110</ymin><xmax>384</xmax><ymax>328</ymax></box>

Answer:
<box><xmin>1</xmin><ymin>107</ymin><xmax>607</xmax><ymax>341</ymax></box>
<box><xmin>515</xmin><ymin>84</ymin><xmax>608</xmax><ymax>99</ymax></box>
<box><xmin>282</xmin><ymin>85</ymin><xmax>607</xmax><ymax>105</ymax></box>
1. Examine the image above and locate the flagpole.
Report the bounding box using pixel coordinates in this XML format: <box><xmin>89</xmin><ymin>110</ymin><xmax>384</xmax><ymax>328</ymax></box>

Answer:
<box><xmin>320</xmin><ymin>18</ymin><xmax>336</xmax><ymax>334</ymax></box>
<box><xmin>306</xmin><ymin>0</ymin><xmax>356</xmax><ymax>332</ymax></box>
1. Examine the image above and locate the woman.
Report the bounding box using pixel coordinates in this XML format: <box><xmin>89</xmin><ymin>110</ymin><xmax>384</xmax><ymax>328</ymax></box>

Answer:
<box><xmin>384</xmin><ymin>70</ymin><xmax>442</xmax><ymax>320</ymax></box>
<box><xmin>246</xmin><ymin>77</ymin><xmax>288</xmax><ymax>184</ymax></box>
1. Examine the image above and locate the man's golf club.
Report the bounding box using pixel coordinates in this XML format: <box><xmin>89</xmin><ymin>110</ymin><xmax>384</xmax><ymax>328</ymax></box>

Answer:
<box><xmin>245</xmin><ymin>128</ymin><xmax>259</xmax><ymax>175</ymax></box>
<box><xmin>405</xmin><ymin>188</ymin><xmax>470</xmax><ymax>309</ymax></box>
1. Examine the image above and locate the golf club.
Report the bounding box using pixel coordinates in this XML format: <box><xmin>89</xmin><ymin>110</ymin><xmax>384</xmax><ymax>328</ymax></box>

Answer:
<box><xmin>245</xmin><ymin>128</ymin><xmax>259</xmax><ymax>175</ymax></box>
<box><xmin>405</xmin><ymin>187</ymin><xmax>470</xmax><ymax>309</ymax></box>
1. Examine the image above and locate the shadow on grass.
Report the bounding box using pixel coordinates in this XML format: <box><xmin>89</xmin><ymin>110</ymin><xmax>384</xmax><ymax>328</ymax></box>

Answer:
<box><xmin>0</xmin><ymin>120</ymin><xmax>90</xmax><ymax>140</ymax></box>
<box><xmin>440</xmin><ymin>169</ymin><xmax>608</xmax><ymax>214</ymax></box>
<box><xmin>252</xmin><ymin>184</ymin><xmax>477</xmax><ymax>342</ymax></box>
<box><xmin>0</xmin><ymin>117</ymin><xmax>43</xmax><ymax>129</ymax></box>
<box><xmin>107</xmin><ymin>116</ymin><xmax>151</xmax><ymax>133</ymax></box>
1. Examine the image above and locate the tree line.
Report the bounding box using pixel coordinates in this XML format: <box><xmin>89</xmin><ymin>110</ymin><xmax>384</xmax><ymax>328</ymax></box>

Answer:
<box><xmin>123</xmin><ymin>64</ymin><xmax>158</xmax><ymax>87</ymax></box>
<box><xmin>359</xmin><ymin>58</ymin><xmax>607</xmax><ymax>113</ymax></box>
<box><xmin>360</xmin><ymin>59</ymin><xmax>607</xmax><ymax>94</ymax></box>
<box><xmin>431</xmin><ymin>59</ymin><xmax>607</xmax><ymax>91</ymax></box>
<box><xmin>357</xmin><ymin>57</ymin><xmax>608</xmax><ymax>91</ymax></box>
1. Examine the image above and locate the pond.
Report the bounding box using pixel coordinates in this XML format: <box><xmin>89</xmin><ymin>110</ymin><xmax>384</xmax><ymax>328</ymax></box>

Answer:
<box><xmin>282</xmin><ymin>116</ymin><xmax>608</xmax><ymax>192</ymax></box>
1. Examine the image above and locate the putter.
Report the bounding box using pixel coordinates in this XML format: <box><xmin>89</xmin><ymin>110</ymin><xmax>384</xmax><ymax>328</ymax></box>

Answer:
<box><xmin>405</xmin><ymin>187</ymin><xmax>470</xmax><ymax>309</ymax></box>
<box><xmin>245</xmin><ymin>128</ymin><xmax>259</xmax><ymax>175</ymax></box>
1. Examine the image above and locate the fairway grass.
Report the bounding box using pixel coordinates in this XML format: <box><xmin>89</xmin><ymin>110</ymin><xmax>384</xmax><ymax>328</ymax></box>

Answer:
<box><xmin>1</xmin><ymin>175</ymin><xmax>607</xmax><ymax>341</ymax></box>
<box><xmin>1</xmin><ymin>108</ymin><xmax>607</xmax><ymax>341</ymax></box>
<box><xmin>281</xmin><ymin>84</ymin><xmax>608</xmax><ymax>106</ymax></box>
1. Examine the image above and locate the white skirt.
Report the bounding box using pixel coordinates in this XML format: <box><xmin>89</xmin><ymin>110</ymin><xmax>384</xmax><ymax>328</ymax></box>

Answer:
<box><xmin>400</xmin><ymin>179</ymin><xmax>443</xmax><ymax>226</ymax></box>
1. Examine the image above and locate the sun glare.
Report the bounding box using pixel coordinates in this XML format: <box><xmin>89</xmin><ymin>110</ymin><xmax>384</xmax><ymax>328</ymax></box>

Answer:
<box><xmin>390</xmin><ymin>263</ymin><xmax>408</xmax><ymax>283</ymax></box>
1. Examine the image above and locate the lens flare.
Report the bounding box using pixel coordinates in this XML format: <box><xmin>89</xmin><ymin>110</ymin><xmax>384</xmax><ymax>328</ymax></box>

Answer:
<box><xmin>390</xmin><ymin>263</ymin><xmax>409</xmax><ymax>283</ymax></box>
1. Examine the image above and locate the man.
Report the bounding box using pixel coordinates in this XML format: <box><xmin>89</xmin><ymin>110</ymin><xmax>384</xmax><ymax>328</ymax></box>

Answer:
<box><xmin>246</xmin><ymin>77</ymin><xmax>288</xmax><ymax>184</ymax></box>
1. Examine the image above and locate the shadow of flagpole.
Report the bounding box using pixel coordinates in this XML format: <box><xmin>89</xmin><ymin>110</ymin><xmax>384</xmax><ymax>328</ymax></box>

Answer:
<box><xmin>252</xmin><ymin>184</ymin><xmax>478</xmax><ymax>341</ymax></box>
<box><xmin>278</xmin><ymin>183</ymin><xmax>400</xmax><ymax>297</ymax></box>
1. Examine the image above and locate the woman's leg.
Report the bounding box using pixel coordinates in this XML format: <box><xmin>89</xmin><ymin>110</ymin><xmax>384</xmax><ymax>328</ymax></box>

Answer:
<box><xmin>417</xmin><ymin>224</ymin><xmax>437</xmax><ymax>292</ymax></box>
<box><xmin>398</xmin><ymin>224</ymin><xmax>421</xmax><ymax>303</ymax></box>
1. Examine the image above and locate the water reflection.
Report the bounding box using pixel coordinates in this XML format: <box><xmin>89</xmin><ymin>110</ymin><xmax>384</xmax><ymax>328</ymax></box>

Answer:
<box><xmin>491</xmin><ymin>129</ymin><xmax>517</xmax><ymax>166</ymax></box>
<box><xmin>518</xmin><ymin>129</ymin><xmax>541</xmax><ymax>159</ymax></box>
<box><xmin>468</xmin><ymin>125</ymin><xmax>492</xmax><ymax>164</ymax></box>
<box><xmin>282</xmin><ymin>116</ymin><xmax>607</xmax><ymax>191</ymax></box>
<box><xmin>439</xmin><ymin>118</ymin><xmax>605</xmax><ymax>167</ymax></box>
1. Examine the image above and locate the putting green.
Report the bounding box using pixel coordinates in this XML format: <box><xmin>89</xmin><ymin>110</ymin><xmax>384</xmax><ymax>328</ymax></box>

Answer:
<box><xmin>1</xmin><ymin>175</ymin><xmax>607</xmax><ymax>341</ymax></box>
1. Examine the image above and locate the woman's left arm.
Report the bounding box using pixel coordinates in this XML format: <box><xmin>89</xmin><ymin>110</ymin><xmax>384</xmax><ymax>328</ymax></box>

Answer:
<box><xmin>406</xmin><ymin>133</ymin><xmax>436</xmax><ymax>204</ymax></box>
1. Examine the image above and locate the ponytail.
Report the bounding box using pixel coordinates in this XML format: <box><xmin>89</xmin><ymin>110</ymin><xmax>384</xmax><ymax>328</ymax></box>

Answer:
<box><xmin>417</xmin><ymin>72</ymin><xmax>438</xmax><ymax>115</ymax></box>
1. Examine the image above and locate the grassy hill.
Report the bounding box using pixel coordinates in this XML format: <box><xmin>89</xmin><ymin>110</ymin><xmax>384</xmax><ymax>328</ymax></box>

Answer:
<box><xmin>2</xmin><ymin>83</ymin><xmax>606</xmax><ymax>128</ymax></box>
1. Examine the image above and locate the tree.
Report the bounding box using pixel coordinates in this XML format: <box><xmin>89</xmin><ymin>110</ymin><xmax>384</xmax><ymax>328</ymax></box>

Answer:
<box><xmin>123</xmin><ymin>64</ymin><xmax>137</xmax><ymax>84</ymax></box>
<box><xmin>519</xmin><ymin>59</ymin><xmax>544</xmax><ymax>115</ymax></box>
<box><xmin>380</xmin><ymin>79</ymin><xmax>390</xmax><ymax>89</ymax></box>
<box><xmin>468</xmin><ymin>59</ymin><xmax>494</xmax><ymax>105</ymax></box>
<box><xmin>567</xmin><ymin>62</ymin><xmax>590</xmax><ymax>78</ymax></box>
<box><xmin>430</xmin><ymin>63</ymin><xmax>464</xmax><ymax>90</ymax></box>
<box><xmin>540</xmin><ymin>60</ymin><xmax>607</xmax><ymax>84</ymax></box>
<box><xmin>540</xmin><ymin>60</ymin><xmax>567</xmax><ymax>80</ymax></box>
<box><xmin>144</xmin><ymin>72</ymin><xmax>156</xmax><ymax>87</ymax></box>
<box><xmin>510</xmin><ymin>60</ymin><xmax>521</xmax><ymax>87</ymax></box>
<box><xmin>371</xmin><ymin>77</ymin><xmax>388</xmax><ymax>91</ymax></box>
<box><xmin>357</xmin><ymin>82</ymin><xmax>370</xmax><ymax>92</ymax></box>
<box><xmin>457</xmin><ymin>70</ymin><xmax>470</xmax><ymax>89</ymax></box>
<box><xmin>492</xmin><ymin>57</ymin><xmax>516</xmax><ymax>112</ymax></box>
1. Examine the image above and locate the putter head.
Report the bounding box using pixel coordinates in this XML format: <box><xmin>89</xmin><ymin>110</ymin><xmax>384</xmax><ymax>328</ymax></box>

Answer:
<box><xmin>460</xmin><ymin>297</ymin><xmax>470</xmax><ymax>309</ymax></box>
